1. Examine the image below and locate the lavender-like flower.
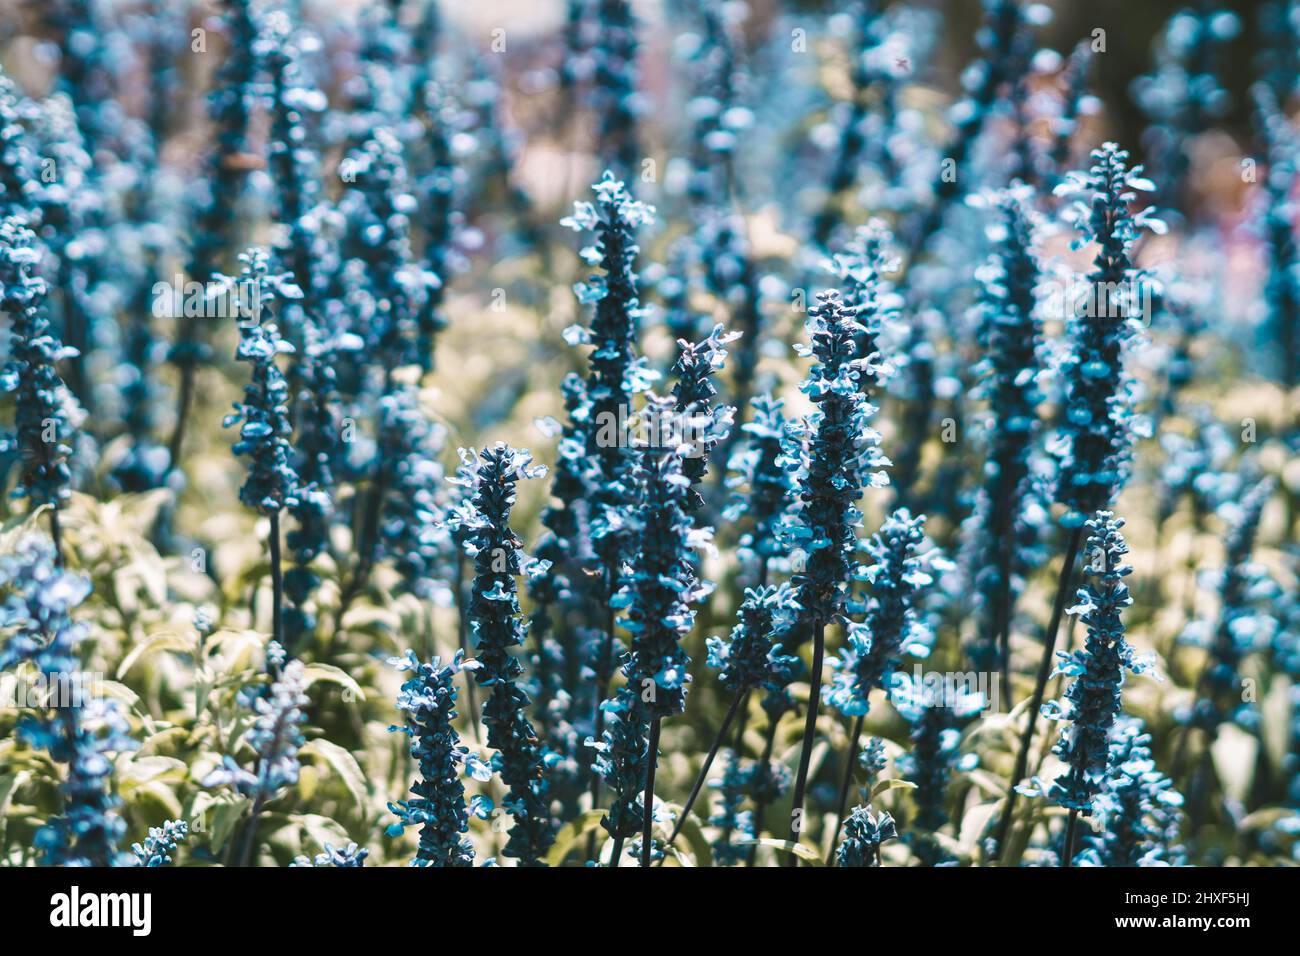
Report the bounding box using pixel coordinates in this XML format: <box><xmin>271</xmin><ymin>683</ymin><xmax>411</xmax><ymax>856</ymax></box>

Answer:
<box><xmin>0</xmin><ymin>217</ymin><xmax>78</xmax><ymax>560</ymax></box>
<box><xmin>456</xmin><ymin>443</ymin><xmax>556</xmax><ymax>865</ymax></box>
<box><xmin>961</xmin><ymin>185</ymin><xmax>1047</xmax><ymax>678</ymax></box>
<box><xmin>169</xmin><ymin>0</ymin><xmax>264</xmax><ymax>466</ymax></box>
<box><xmin>610</xmin><ymin>399</ymin><xmax>715</xmax><ymax>864</ymax></box>
<box><xmin>836</xmin><ymin>804</ymin><xmax>897</xmax><ymax>868</ymax></box>
<box><xmin>1075</xmin><ymin>719</ymin><xmax>1184</xmax><ymax>867</ymax></box>
<box><xmin>723</xmin><ymin>394</ymin><xmax>798</xmax><ymax>583</ymax></box>
<box><xmin>1</xmin><ymin>537</ymin><xmax>135</xmax><ymax>866</ymax></box>
<box><xmin>1023</xmin><ymin>513</ymin><xmax>1154</xmax><ymax>864</ymax></box>
<box><xmin>386</xmin><ymin>649</ymin><xmax>489</xmax><ymax>867</ymax></box>
<box><xmin>133</xmin><ymin>820</ymin><xmax>189</xmax><ymax>867</ymax></box>
<box><xmin>670</xmin><ymin>323</ymin><xmax>738</xmax><ymax>514</ymax></box>
<box><xmin>781</xmin><ymin>288</ymin><xmax>889</xmax><ymax>849</ymax></box>
<box><xmin>825</xmin><ymin>510</ymin><xmax>944</xmax><ymax>717</ymax></box>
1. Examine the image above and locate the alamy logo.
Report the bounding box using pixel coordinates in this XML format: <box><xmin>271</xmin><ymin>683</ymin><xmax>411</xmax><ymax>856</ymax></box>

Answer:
<box><xmin>49</xmin><ymin>887</ymin><xmax>152</xmax><ymax>937</ymax></box>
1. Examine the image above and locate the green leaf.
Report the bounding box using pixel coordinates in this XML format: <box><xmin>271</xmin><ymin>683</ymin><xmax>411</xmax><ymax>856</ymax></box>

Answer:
<box><xmin>209</xmin><ymin>796</ymin><xmax>250</xmax><ymax>853</ymax></box>
<box><xmin>302</xmin><ymin>663</ymin><xmax>367</xmax><ymax>702</ymax></box>
<box><xmin>117</xmin><ymin>632</ymin><xmax>194</xmax><ymax>679</ymax></box>
<box><xmin>670</xmin><ymin>811</ymin><xmax>713</xmax><ymax>868</ymax></box>
<box><xmin>301</xmin><ymin>739</ymin><xmax>369</xmax><ymax>814</ymax></box>
<box><xmin>870</xmin><ymin>778</ymin><xmax>918</xmax><ymax>798</ymax></box>
<box><xmin>0</xmin><ymin>771</ymin><xmax>29</xmax><ymax>848</ymax></box>
<box><xmin>544</xmin><ymin>809</ymin><xmax>607</xmax><ymax>867</ymax></box>
<box><xmin>732</xmin><ymin>837</ymin><xmax>825</xmax><ymax>866</ymax></box>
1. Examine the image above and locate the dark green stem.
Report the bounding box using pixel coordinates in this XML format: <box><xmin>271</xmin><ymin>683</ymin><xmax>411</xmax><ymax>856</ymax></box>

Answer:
<box><xmin>786</xmin><ymin>620</ymin><xmax>825</xmax><ymax>866</ymax></box>
<box><xmin>642</xmin><ymin>717</ymin><xmax>662</xmax><ymax>867</ymax></box>
<box><xmin>993</xmin><ymin>524</ymin><xmax>1084</xmax><ymax>859</ymax></box>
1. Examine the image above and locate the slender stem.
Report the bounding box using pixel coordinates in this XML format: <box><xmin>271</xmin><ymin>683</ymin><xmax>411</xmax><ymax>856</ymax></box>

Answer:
<box><xmin>1062</xmin><ymin>808</ymin><xmax>1079</xmax><ymax>867</ymax></box>
<box><xmin>786</xmin><ymin>620</ymin><xmax>826</xmax><ymax>866</ymax></box>
<box><xmin>825</xmin><ymin>712</ymin><xmax>865</xmax><ymax>866</ymax></box>
<box><xmin>268</xmin><ymin>512</ymin><xmax>283</xmax><ymax>655</ymax></box>
<box><xmin>167</xmin><ymin>362</ymin><xmax>195</xmax><ymax>471</ymax></box>
<box><xmin>642</xmin><ymin>717</ymin><xmax>662</xmax><ymax>867</ymax></box>
<box><xmin>586</xmin><ymin>584</ymin><xmax>618</xmax><ymax>863</ymax></box>
<box><xmin>588</xmin><ymin>589</ymin><xmax>617</xmax><ymax>802</ymax></box>
<box><xmin>664</xmin><ymin>687</ymin><xmax>748</xmax><ymax>847</ymax></box>
<box><xmin>993</xmin><ymin>525</ymin><xmax>1084</xmax><ymax>860</ymax></box>
<box><xmin>454</xmin><ymin>553</ymin><xmax>481</xmax><ymax>740</ymax></box>
<box><xmin>995</xmin><ymin>569</ymin><xmax>1011</xmax><ymax>708</ymax></box>
<box><xmin>236</xmin><ymin>794</ymin><xmax>265</xmax><ymax>868</ymax></box>
<box><xmin>746</xmin><ymin>716</ymin><xmax>780</xmax><ymax>867</ymax></box>
<box><xmin>48</xmin><ymin>503</ymin><xmax>63</xmax><ymax>568</ymax></box>
<box><xmin>609</xmin><ymin>834</ymin><xmax>624</xmax><ymax>868</ymax></box>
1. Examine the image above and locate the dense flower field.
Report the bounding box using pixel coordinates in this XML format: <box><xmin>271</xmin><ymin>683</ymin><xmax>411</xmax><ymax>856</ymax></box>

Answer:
<box><xmin>0</xmin><ymin>0</ymin><xmax>1296</xmax><ymax>870</ymax></box>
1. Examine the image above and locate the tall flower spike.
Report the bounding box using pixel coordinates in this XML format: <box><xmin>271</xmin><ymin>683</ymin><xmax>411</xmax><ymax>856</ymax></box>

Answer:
<box><xmin>411</xmin><ymin>81</ymin><xmax>460</xmax><ymax>371</ymax></box>
<box><xmin>707</xmin><ymin>747</ymin><xmax>754</xmax><ymax>866</ymax></box>
<box><xmin>30</xmin><ymin>93</ymin><xmax>101</xmax><ymax>418</ymax></box>
<box><xmin>961</xmin><ymin>185</ymin><xmax>1046</xmax><ymax>676</ymax></box>
<box><xmin>906</xmin><ymin>0</ymin><xmax>1044</xmax><ymax>260</ymax></box>
<box><xmin>670</xmin><ymin>323</ymin><xmax>739</xmax><ymax>514</ymax></box>
<box><xmin>284</xmin><ymin>320</ymin><xmax>340</xmax><ymax>649</ymax></box>
<box><xmin>706</xmin><ymin>585</ymin><xmax>801</xmax><ymax>698</ymax></box>
<box><xmin>456</xmin><ymin>443</ymin><xmax>556</xmax><ymax>865</ymax></box>
<box><xmin>1048</xmin><ymin>42</ymin><xmax>1094</xmax><ymax>185</ymax></box>
<box><xmin>338</xmin><ymin>129</ymin><xmax>434</xmax><ymax>377</ymax></box>
<box><xmin>996</xmin><ymin>145</ymin><xmax>1162</xmax><ymax>857</ymax></box>
<box><xmin>666</xmin><ymin>583</ymin><xmax>801</xmax><ymax>856</ymax></box>
<box><xmin>589</xmin><ymin>0</ymin><xmax>642</xmax><ymax>178</ymax></box>
<box><xmin>386</xmin><ymin>649</ymin><xmax>489</xmax><ymax>867</ymax></box>
<box><xmin>612</xmin><ymin>398</ymin><xmax>716</xmax><ymax>864</ymax></box>
<box><xmin>615</xmin><ymin>403</ymin><xmax>715</xmax><ymax>725</ymax></box>
<box><xmin>223</xmin><ymin>249</ymin><xmax>302</xmax><ymax>517</ymax></box>
<box><xmin>169</xmin><ymin>0</ymin><xmax>264</xmax><ymax>465</ymax></box>
<box><xmin>589</xmin><ymin>701</ymin><xmax>648</xmax><ymax>854</ymax></box>
<box><xmin>562</xmin><ymin>171</ymin><xmax>656</xmax><ymax>486</ymax></box>
<box><xmin>826</xmin><ymin>510</ymin><xmax>944</xmax><ymax>717</ymax></box>
<box><xmin>892</xmin><ymin>674</ymin><xmax>983</xmax><ymax>840</ymax></box>
<box><xmin>1076</xmin><ymin>718</ymin><xmax>1184</xmax><ymax>867</ymax></box>
<box><xmin>1</xmin><ymin>538</ymin><xmax>135</xmax><ymax>866</ymax></box>
<box><xmin>811</xmin><ymin>0</ymin><xmax>892</xmax><ymax>248</ymax></box>
<box><xmin>782</xmin><ymin>289</ymin><xmax>890</xmax><ymax>626</ymax></box>
<box><xmin>1052</xmin><ymin>142</ymin><xmax>1162</xmax><ymax>526</ymax></box>
<box><xmin>828</xmin><ymin>219</ymin><xmax>900</xmax><ymax>401</ymax></box>
<box><xmin>1028</xmin><ymin>514</ymin><xmax>1153</xmax><ymax>818</ymax></box>
<box><xmin>1179</xmin><ymin>477</ymin><xmax>1276</xmax><ymax>736</ymax></box>
<box><xmin>0</xmin><ymin>217</ymin><xmax>78</xmax><ymax>553</ymax></box>
<box><xmin>263</xmin><ymin>12</ymin><xmax>328</xmax><ymax>364</ymax></box>
<box><xmin>562</xmin><ymin>172</ymin><xmax>655</xmax><ymax>774</ymax></box>
<box><xmin>782</xmin><ymin>289</ymin><xmax>889</xmax><ymax>847</ymax></box>
<box><xmin>0</xmin><ymin>69</ymin><xmax>38</xmax><ymax>221</ymax></box>
<box><xmin>204</xmin><ymin>657</ymin><xmax>308</xmax><ymax>806</ymax></box>
<box><xmin>526</xmin><ymin>374</ymin><xmax>592</xmax><ymax>800</ymax></box>
<box><xmin>1131</xmin><ymin>6</ymin><xmax>1239</xmax><ymax>212</ymax></box>
<box><xmin>374</xmin><ymin>387</ymin><xmax>452</xmax><ymax>599</ymax></box>
<box><xmin>723</xmin><ymin>394</ymin><xmax>799</xmax><ymax>581</ymax></box>
<box><xmin>1253</xmin><ymin>83</ymin><xmax>1299</xmax><ymax>387</ymax></box>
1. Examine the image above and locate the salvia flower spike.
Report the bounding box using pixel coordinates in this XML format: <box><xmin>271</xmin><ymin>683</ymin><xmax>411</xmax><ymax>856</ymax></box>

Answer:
<box><xmin>1</xmin><ymin>538</ymin><xmax>135</xmax><ymax>866</ymax></box>
<box><xmin>1020</xmin><ymin>512</ymin><xmax>1154</xmax><ymax>864</ymax></box>
<box><xmin>457</xmin><ymin>442</ymin><xmax>556</xmax><ymax>865</ymax></box>
<box><xmin>0</xmin><ymin>217</ymin><xmax>78</xmax><ymax>561</ymax></box>
<box><xmin>1075</xmin><ymin>718</ymin><xmax>1184</xmax><ymax>867</ymax></box>
<box><xmin>386</xmin><ymin>649</ymin><xmax>489</xmax><ymax>867</ymax></box>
